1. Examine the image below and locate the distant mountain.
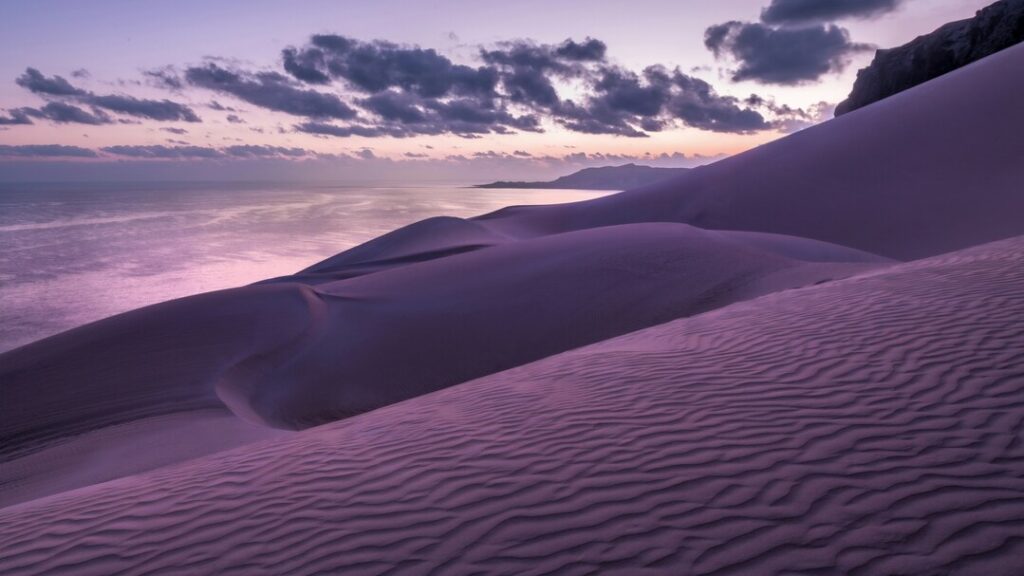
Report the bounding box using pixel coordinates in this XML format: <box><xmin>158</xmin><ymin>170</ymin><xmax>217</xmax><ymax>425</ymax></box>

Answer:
<box><xmin>475</xmin><ymin>163</ymin><xmax>689</xmax><ymax>190</ymax></box>
<box><xmin>836</xmin><ymin>0</ymin><xmax>1024</xmax><ymax>116</ymax></box>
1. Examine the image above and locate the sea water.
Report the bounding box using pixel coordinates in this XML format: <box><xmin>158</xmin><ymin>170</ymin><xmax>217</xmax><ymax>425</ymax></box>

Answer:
<box><xmin>0</xmin><ymin>181</ymin><xmax>605</xmax><ymax>352</ymax></box>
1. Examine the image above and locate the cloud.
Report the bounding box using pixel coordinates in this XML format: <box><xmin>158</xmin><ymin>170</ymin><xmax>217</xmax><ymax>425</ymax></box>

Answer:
<box><xmin>185</xmin><ymin>63</ymin><xmax>357</xmax><ymax>119</ymax></box>
<box><xmin>101</xmin><ymin>145</ymin><xmax>225</xmax><ymax>159</ymax></box>
<box><xmin>0</xmin><ymin>144</ymin><xmax>98</xmax><ymax>158</ymax></box>
<box><xmin>285</xmin><ymin>34</ymin><xmax>499</xmax><ymax>99</ymax></box>
<box><xmin>6</xmin><ymin>144</ymin><xmax>320</xmax><ymax>161</ymax></box>
<box><xmin>15</xmin><ymin>68</ymin><xmax>87</xmax><ymax>96</ymax></box>
<box><xmin>208</xmin><ymin>100</ymin><xmax>237</xmax><ymax>112</ymax></box>
<box><xmin>705</xmin><ymin>21</ymin><xmax>871</xmax><ymax>84</ymax></box>
<box><xmin>554</xmin><ymin>38</ymin><xmax>607</xmax><ymax>61</ymax></box>
<box><xmin>10</xmin><ymin>34</ymin><xmax>809</xmax><ymax>141</ymax></box>
<box><xmin>0</xmin><ymin>109</ymin><xmax>34</xmax><ymax>125</ymax></box>
<box><xmin>15</xmin><ymin>67</ymin><xmax>201</xmax><ymax>122</ymax></box>
<box><xmin>551</xmin><ymin>65</ymin><xmax>771</xmax><ymax>135</ymax></box>
<box><xmin>87</xmin><ymin>94</ymin><xmax>201</xmax><ymax>122</ymax></box>
<box><xmin>667</xmin><ymin>70</ymin><xmax>772</xmax><ymax>132</ymax></box>
<box><xmin>298</xmin><ymin>88</ymin><xmax>540</xmax><ymax>139</ymax></box>
<box><xmin>481</xmin><ymin>38</ymin><xmax>603</xmax><ymax>108</ymax></box>
<box><xmin>294</xmin><ymin>121</ymin><xmax>412</xmax><ymax>138</ymax></box>
<box><xmin>223</xmin><ymin>145</ymin><xmax>310</xmax><ymax>158</ymax></box>
<box><xmin>20</xmin><ymin>102</ymin><xmax>113</xmax><ymax>125</ymax></box>
<box><xmin>160</xmin><ymin>127</ymin><xmax>188</xmax><ymax>134</ymax></box>
<box><xmin>761</xmin><ymin>0</ymin><xmax>903</xmax><ymax>24</ymax></box>
<box><xmin>360</xmin><ymin>90</ymin><xmax>428</xmax><ymax>123</ymax></box>
<box><xmin>481</xmin><ymin>38</ymin><xmax>602</xmax><ymax>72</ymax></box>
<box><xmin>143</xmin><ymin>66</ymin><xmax>184</xmax><ymax>90</ymax></box>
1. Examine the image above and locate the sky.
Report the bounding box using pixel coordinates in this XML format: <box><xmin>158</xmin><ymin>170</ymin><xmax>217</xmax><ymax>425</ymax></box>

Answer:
<box><xmin>0</xmin><ymin>0</ymin><xmax>994</xmax><ymax>182</ymax></box>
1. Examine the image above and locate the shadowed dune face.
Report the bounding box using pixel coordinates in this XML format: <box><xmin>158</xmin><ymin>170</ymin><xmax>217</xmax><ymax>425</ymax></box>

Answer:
<box><xmin>0</xmin><ymin>223</ymin><xmax>884</xmax><ymax>507</ymax></box>
<box><xmin>224</xmin><ymin>224</ymin><xmax>886</xmax><ymax>429</ymax></box>
<box><xmin>2</xmin><ymin>236</ymin><xmax>1022</xmax><ymax>575</ymax></box>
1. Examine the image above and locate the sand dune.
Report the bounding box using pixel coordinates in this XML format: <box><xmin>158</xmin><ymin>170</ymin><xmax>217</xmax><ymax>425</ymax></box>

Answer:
<box><xmin>2</xmin><ymin>26</ymin><xmax>1023</xmax><ymax>571</ymax></box>
<box><xmin>0</xmin><ymin>224</ymin><xmax>883</xmax><ymax>507</ymax></box>
<box><xmin>2</xmin><ymin>235</ymin><xmax>1021</xmax><ymax>575</ymax></box>
<box><xmin>298</xmin><ymin>40</ymin><xmax>1024</xmax><ymax>284</ymax></box>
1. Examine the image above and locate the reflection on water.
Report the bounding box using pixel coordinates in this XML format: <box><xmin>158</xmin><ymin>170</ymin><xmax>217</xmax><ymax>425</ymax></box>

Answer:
<box><xmin>0</xmin><ymin>181</ymin><xmax>607</xmax><ymax>352</ymax></box>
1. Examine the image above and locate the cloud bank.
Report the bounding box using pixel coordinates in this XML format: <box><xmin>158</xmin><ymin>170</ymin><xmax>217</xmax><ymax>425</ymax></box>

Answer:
<box><xmin>15</xmin><ymin>68</ymin><xmax>200</xmax><ymax>123</ymax></box>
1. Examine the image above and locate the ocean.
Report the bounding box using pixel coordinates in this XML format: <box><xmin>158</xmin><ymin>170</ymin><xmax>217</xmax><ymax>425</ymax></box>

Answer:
<box><xmin>0</xmin><ymin>181</ymin><xmax>606</xmax><ymax>352</ymax></box>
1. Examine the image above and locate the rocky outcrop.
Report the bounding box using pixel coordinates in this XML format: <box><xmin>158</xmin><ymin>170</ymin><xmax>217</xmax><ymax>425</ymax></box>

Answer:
<box><xmin>836</xmin><ymin>0</ymin><xmax>1024</xmax><ymax>115</ymax></box>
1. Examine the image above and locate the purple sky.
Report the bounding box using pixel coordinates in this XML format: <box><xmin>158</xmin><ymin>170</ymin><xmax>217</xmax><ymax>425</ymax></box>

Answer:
<box><xmin>0</xmin><ymin>0</ymin><xmax>993</xmax><ymax>181</ymax></box>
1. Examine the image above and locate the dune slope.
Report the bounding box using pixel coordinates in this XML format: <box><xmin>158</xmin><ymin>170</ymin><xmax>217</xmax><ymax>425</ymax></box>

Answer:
<box><xmin>0</xmin><ymin>224</ymin><xmax>883</xmax><ymax>507</ymax></box>
<box><xmin>2</xmin><ymin>235</ymin><xmax>1022</xmax><ymax>575</ymax></box>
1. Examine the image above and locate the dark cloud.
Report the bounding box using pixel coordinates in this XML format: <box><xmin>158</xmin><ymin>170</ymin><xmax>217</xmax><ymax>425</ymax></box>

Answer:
<box><xmin>71</xmin><ymin>69</ymin><xmax>91</xmax><ymax>79</ymax></box>
<box><xmin>87</xmin><ymin>94</ymin><xmax>200</xmax><ymax>122</ymax></box>
<box><xmin>360</xmin><ymin>91</ymin><xmax>428</xmax><ymax>123</ymax></box>
<box><xmin>287</xmin><ymin>35</ymin><xmax>499</xmax><ymax>99</ymax></box>
<box><xmin>185</xmin><ymin>63</ymin><xmax>357</xmax><ymax>119</ymax></box>
<box><xmin>20</xmin><ymin>102</ymin><xmax>113</xmax><ymax>125</ymax></box>
<box><xmin>481</xmin><ymin>38</ymin><xmax>601</xmax><ymax>72</ymax></box>
<box><xmin>282</xmin><ymin>47</ymin><xmax>331</xmax><ymax>84</ymax></box>
<box><xmin>310</xmin><ymin>88</ymin><xmax>541</xmax><ymax>139</ymax></box>
<box><xmin>555</xmin><ymin>100</ymin><xmax>649</xmax><ymax>137</ymax></box>
<box><xmin>550</xmin><ymin>65</ymin><xmax>770</xmax><ymax>136</ymax></box>
<box><xmin>16</xmin><ymin>67</ymin><xmax>201</xmax><ymax>122</ymax></box>
<box><xmin>554</xmin><ymin>38</ymin><xmax>607</xmax><ymax>61</ymax></box>
<box><xmin>101</xmin><ymin>145</ymin><xmax>224</xmax><ymax>159</ymax></box>
<box><xmin>160</xmin><ymin>127</ymin><xmax>188</xmax><ymax>134</ymax></box>
<box><xmin>143</xmin><ymin>67</ymin><xmax>184</xmax><ymax>90</ymax></box>
<box><xmin>0</xmin><ymin>109</ymin><xmax>34</xmax><ymax>125</ymax></box>
<box><xmin>705</xmin><ymin>21</ymin><xmax>871</xmax><ymax>84</ymax></box>
<box><xmin>10</xmin><ymin>34</ymin><xmax>804</xmax><ymax>142</ymax></box>
<box><xmin>667</xmin><ymin>69</ymin><xmax>771</xmax><ymax>132</ymax></box>
<box><xmin>592</xmin><ymin>67</ymin><xmax>669</xmax><ymax>117</ymax></box>
<box><xmin>0</xmin><ymin>144</ymin><xmax>98</xmax><ymax>158</ymax></box>
<box><xmin>501</xmin><ymin>67</ymin><xmax>560</xmax><ymax>107</ymax></box>
<box><xmin>208</xmin><ymin>100</ymin><xmax>237</xmax><ymax>112</ymax></box>
<box><xmin>424</xmin><ymin>98</ymin><xmax>541</xmax><ymax>133</ymax></box>
<box><xmin>761</xmin><ymin>0</ymin><xmax>903</xmax><ymax>24</ymax></box>
<box><xmin>15</xmin><ymin>68</ymin><xmax>87</xmax><ymax>96</ymax></box>
<box><xmin>480</xmin><ymin>38</ymin><xmax>604</xmax><ymax>109</ymax></box>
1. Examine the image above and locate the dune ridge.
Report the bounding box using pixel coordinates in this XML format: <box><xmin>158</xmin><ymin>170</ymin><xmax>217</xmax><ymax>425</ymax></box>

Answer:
<box><xmin>1</xmin><ymin>234</ymin><xmax>1022</xmax><ymax>574</ymax></box>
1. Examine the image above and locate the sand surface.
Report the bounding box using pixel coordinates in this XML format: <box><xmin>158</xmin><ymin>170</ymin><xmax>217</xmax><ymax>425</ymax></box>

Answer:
<box><xmin>1</xmin><ymin>224</ymin><xmax>883</xmax><ymax>506</ymax></box>
<box><xmin>1</xmin><ymin>235</ymin><xmax>1022</xmax><ymax>575</ymax></box>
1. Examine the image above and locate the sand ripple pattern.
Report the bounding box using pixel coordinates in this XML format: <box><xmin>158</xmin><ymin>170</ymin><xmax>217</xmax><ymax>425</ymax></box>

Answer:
<box><xmin>1</xmin><ymin>237</ymin><xmax>1023</xmax><ymax>575</ymax></box>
